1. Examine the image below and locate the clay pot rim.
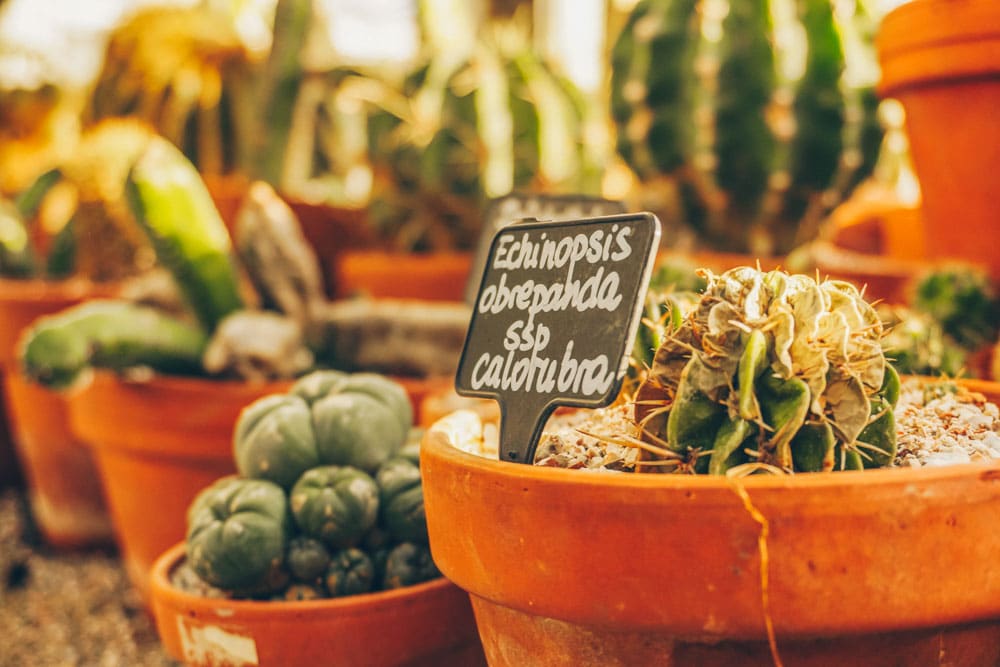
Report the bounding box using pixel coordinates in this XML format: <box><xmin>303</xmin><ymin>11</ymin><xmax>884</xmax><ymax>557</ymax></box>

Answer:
<box><xmin>151</xmin><ymin>542</ymin><xmax>456</xmax><ymax>619</ymax></box>
<box><xmin>84</xmin><ymin>368</ymin><xmax>292</xmax><ymax>394</ymax></box>
<box><xmin>877</xmin><ymin>0</ymin><xmax>1000</xmax><ymax>94</ymax></box>
<box><xmin>424</xmin><ymin>376</ymin><xmax>1000</xmax><ymax>493</ymax></box>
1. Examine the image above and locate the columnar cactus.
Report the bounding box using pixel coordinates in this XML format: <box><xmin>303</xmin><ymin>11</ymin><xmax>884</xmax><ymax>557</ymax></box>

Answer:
<box><xmin>637</xmin><ymin>267</ymin><xmax>899</xmax><ymax>474</ymax></box>
<box><xmin>610</xmin><ymin>0</ymin><xmax>882</xmax><ymax>255</ymax></box>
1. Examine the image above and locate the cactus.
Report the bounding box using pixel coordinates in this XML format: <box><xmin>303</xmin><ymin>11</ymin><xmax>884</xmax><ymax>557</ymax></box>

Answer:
<box><xmin>636</xmin><ymin>267</ymin><xmax>899</xmax><ymax>474</ymax></box>
<box><xmin>382</xmin><ymin>543</ymin><xmax>440</xmax><ymax>590</ymax></box>
<box><xmin>19</xmin><ymin>300</ymin><xmax>207</xmax><ymax>389</ymax></box>
<box><xmin>878</xmin><ymin>305</ymin><xmax>968</xmax><ymax>378</ymax></box>
<box><xmin>375</xmin><ymin>456</ymin><xmax>427</xmax><ymax>545</ymax></box>
<box><xmin>913</xmin><ymin>266</ymin><xmax>1000</xmax><ymax>352</ymax></box>
<box><xmin>186</xmin><ymin>477</ymin><xmax>290</xmax><ymax>593</ymax></box>
<box><xmin>366</xmin><ymin>21</ymin><xmax>593</xmax><ymax>251</ymax></box>
<box><xmin>289</xmin><ymin>466</ymin><xmax>380</xmax><ymax>550</ymax></box>
<box><xmin>610</xmin><ymin>0</ymin><xmax>882</xmax><ymax>255</ymax></box>
<box><xmin>234</xmin><ymin>394</ymin><xmax>320</xmax><ymax>490</ymax></box>
<box><xmin>202</xmin><ymin>310</ymin><xmax>315</xmax><ymax>381</ymax></box>
<box><xmin>126</xmin><ymin>136</ymin><xmax>244</xmax><ymax>331</ymax></box>
<box><xmin>324</xmin><ymin>548</ymin><xmax>376</xmax><ymax>597</ymax></box>
<box><xmin>286</xmin><ymin>536</ymin><xmax>332</xmax><ymax>584</ymax></box>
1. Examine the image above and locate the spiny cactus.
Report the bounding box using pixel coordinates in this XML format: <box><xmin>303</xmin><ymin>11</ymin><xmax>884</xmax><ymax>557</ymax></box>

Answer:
<box><xmin>610</xmin><ymin>0</ymin><xmax>883</xmax><ymax>255</ymax></box>
<box><xmin>636</xmin><ymin>266</ymin><xmax>899</xmax><ymax>474</ymax></box>
<box><xmin>878</xmin><ymin>304</ymin><xmax>968</xmax><ymax>379</ymax></box>
<box><xmin>912</xmin><ymin>266</ymin><xmax>1000</xmax><ymax>352</ymax></box>
<box><xmin>366</xmin><ymin>21</ymin><xmax>594</xmax><ymax>251</ymax></box>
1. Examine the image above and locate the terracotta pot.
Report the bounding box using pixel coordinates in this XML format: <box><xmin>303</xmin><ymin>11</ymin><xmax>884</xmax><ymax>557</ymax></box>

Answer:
<box><xmin>421</xmin><ymin>382</ymin><xmax>1000</xmax><ymax>666</ymax></box>
<box><xmin>878</xmin><ymin>0</ymin><xmax>1000</xmax><ymax>279</ymax></box>
<box><xmin>68</xmin><ymin>373</ymin><xmax>291</xmax><ymax>601</ymax></box>
<box><xmin>0</xmin><ymin>278</ymin><xmax>118</xmax><ymax>543</ymax></box>
<box><xmin>151</xmin><ymin>543</ymin><xmax>485</xmax><ymax>667</ymax></box>
<box><xmin>334</xmin><ymin>251</ymin><xmax>473</xmax><ymax>302</ymax></box>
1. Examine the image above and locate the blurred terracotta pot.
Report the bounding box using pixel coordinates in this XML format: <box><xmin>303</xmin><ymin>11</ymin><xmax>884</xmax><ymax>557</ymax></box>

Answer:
<box><xmin>421</xmin><ymin>382</ymin><xmax>1000</xmax><ymax>666</ymax></box>
<box><xmin>878</xmin><ymin>0</ymin><xmax>1000</xmax><ymax>278</ymax></box>
<box><xmin>151</xmin><ymin>543</ymin><xmax>485</xmax><ymax>667</ymax></box>
<box><xmin>334</xmin><ymin>251</ymin><xmax>473</xmax><ymax>302</ymax></box>
<box><xmin>0</xmin><ymin>278</ymin><xmax>118</xmax><ymax>545</ymax></box>
<box><xmin>68</xmin><ymin>373</ymin><xmax>290</xmax><ymax>601</ymax></box>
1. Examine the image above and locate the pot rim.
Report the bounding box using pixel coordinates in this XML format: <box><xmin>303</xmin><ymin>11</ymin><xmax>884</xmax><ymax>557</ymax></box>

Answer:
<box><xmin>151</xmin><ymin>542</ymin><xmax>458</xmax><ymax>619</ymax></box>
<box><xmin>877</xmin><ymin>0</ymin><xmax>1000</xmax><ymax>94</ymax></box>
<box><xmin>0</xmin><ymin>277</ymin><xmax>120</xmax><ymax>303</ymax></box>
<box><xmin>423</xmin><ymin>376</ymin><xmax>1000</xmax><ymax>492</ymax></box>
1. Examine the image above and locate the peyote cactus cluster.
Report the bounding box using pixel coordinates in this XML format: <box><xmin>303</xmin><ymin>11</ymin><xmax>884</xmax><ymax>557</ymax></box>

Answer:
<box><xmin>610</xmin><ymin>0</ymin><xmax>883</xmax><ymax>255</ymax></box>
<box><xmin>184</xmin><ymin>370</ymin><xmax>439</xmax><ymax>599</ymax></box>
<box><xmin>636</xmin><ymin>266</ymin><xmax>899</xmax><ymax>474</ymax></box>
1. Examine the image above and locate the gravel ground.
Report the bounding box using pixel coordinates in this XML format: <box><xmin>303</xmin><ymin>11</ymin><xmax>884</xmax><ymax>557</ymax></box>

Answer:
<box><xmin>0</xmin><ymin>491</ymin><xmax>178</xmax><ymax>667</ymax></box>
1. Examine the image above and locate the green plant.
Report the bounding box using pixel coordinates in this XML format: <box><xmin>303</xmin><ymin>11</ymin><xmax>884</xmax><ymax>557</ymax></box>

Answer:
<box><xmin>912</xmin><ymin>265</ymin><xmax>1000</xmax><ymax>352</ymax></box>
<box><xmin>186</xmin><ymin>476</ymin><xmax>290</xmax><ymax>594</ymax></box>
<box><xmin>324</xmin><ymin>548</ymin><xmax>376</xmax><ymax>597</ymax></box>
<box><xmin>636</xmin><ymin>266</ymin><xmax>899</xmax><ymax>474</ymax></box>
<box><xmin>289</xmin><ymin>466</ymin><xmax>380</xmax><ymax>550</ymax></box>
<box><xmin>286</xmin><ymin>536</ymin><xmax>332</xmax><ymax>584</ymax></box>
<box><xmin>383</xmin><ymin>543</ymin><xmax>439</xmax><ymax>590</ymax></box>
<box><xmin>878</xmin><ymin>304</ymin><xmax>968</xmax><ymax>378</ymax></box>
<box><xmin>375</xmin><ymin>456</ymin><xmax>427</xmax><ymax>545</ymax></box>
<box><xmin>610</xmin><ymin>0</ymin><xmax>883</xmax><ymax>255</ymax></box>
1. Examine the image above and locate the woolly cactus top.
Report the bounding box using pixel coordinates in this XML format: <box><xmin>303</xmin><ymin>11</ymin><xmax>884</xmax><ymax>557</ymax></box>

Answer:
<box><xmin>640</xmin><ymin>266</ymin><xmax>898</xmax><ymax>473</ymax></box>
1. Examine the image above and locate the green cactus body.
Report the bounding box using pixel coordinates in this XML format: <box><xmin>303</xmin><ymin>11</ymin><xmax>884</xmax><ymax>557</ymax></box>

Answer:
<box><xmin>233</xmin><ymin>394</ymin><xmax>320</xmax><ymax>490</ymax></box>
<box><xmin>283</xmin><ymin>583</ymin><xmax>325</xmax><ymax>601</ymax></box>
<box><xmin>19</xmin><ymin>300</ymin><xmax>207</xmax><ymax>389</ymax></box>
<box><xmin>309</xmin><ymin>374</ymin><xmax>412</xmax><ymax>473</ymax></box>
<box><xmin>186</xmin><ymin>477</ymin><xmax>290</xmax><ymax>593</ymax></box>
<box><xmin>382</xmin><ymin>542</ymin><xmax>440</xmax><ymax>590</ymax></box>
<box><xmin>375</xmin><ymin>456</ymin><xmax>427</xmax><ymax>544</ymax></box>
<box><xmin>290</xmin><ymin>369</ymin><xmax>351</xmax><ymax>405</ymax></box>
<box><xmin>126</xmin><ymin>137</ymin><xmax>243</xmax><ymax>331</ymax></box>
<box><xmin>286</xmin><ymin>536</ymin><xmax>331</xmax><ymax>584</ymax></box>
<box><xmin>610</xmin><ymin>0</ymin><xmax>881</xmax><ymax>255</ymax></box>
<box><xmin>913</xmin><ymin>266</ymin><xmax>1000</xmax><ymax>352</ymax></box>
<box><xmin>639</xmin><ymin>267</ymin><xmax>897</xmax><ymax>474</ymax></box>
<box><xmin>0</xmin><ymin>198</ymin><xmax>37</xmax><ymax>278</ymax></box>
<box><xmin>324</xmin><ymin>548</ymin><xmax>375</xmax><ymax>597</ymax></box>
<box><xmin>878</xmin><ymin>305</ymin><xmax>968</xmax><ymax>378</ymax></box>
<box><xmin>290</xmin><ymin>466</ymin><xmax>379</xmax><ymax>550</ymax></box>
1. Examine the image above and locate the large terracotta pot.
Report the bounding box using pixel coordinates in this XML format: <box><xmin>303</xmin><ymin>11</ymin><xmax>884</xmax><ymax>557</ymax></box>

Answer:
<box><xmin>0</xmin><ymin>278</ymin><xmax>117</xmax><ymax>545</ymax></box>
<box><xmin>151</xmin><ymin>543</ymin><xmax>485</xmax><ymax>667</ymax></box>
<box><xmin>420</xmin><ymin>383</ymin><xmax>1000</xmax><ymax>666</ymax></box>
<box><xmin>334</xmin><ymin>251</ymin><xmax>473</xmax><ymax>302</ymax></box>
<box><xmin>68</xmin><ymin>373</ymin><xmax>290</xmax><ymax>600</ymax></box>
<box><xmin>878</xmin><ymin>0</ymin><xmax>1000</xmax><ymax>278</ymax></box>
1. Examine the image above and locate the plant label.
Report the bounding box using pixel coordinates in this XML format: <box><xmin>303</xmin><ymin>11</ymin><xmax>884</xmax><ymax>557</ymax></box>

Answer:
<box><xmin>465</xmin><ymin>194</ymin><xmax>626</xmax><ymax>304</ymax></box>
<box><xmin>456</xmin><ymin>213</ymin><xmax>661</xmax><ymax>463</ymax></box>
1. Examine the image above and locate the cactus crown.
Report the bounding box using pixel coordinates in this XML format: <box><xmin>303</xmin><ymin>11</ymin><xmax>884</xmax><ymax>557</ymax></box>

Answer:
<box><xmin>637</xmin><ymin>266</ymin><xmax>899</xmax><ymax>474</ymax></box>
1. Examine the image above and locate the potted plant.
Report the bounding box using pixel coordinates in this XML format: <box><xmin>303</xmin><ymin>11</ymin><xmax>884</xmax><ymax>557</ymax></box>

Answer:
<box><xmin>0</xmin><ymin>119</ymin><xmax>164</xmax><ymax>547</ymax></box>
<box><xmin>877</xmin><ymin>0</ymin><xmax>1000</xmax><ymax>279</ymax></box>
<box><xmin>421</xmin><ymin>266</ymin><xmax>1000</xmax><ymax>665</ymax></box>
<box><xmin>20</xmin><ymin>137</ymin><xmax>467</xmax><ymax>598</ymax></box>
<box><xmin>149</xmin><ymin>369</ymin><xmax>484</xmax><ymax>666</ymax></box>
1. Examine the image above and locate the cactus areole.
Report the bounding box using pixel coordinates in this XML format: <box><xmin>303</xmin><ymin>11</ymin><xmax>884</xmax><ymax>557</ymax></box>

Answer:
<box><xmin>637</xmin><ymin>266</ymin><xmax>899</xmax><ymax>473</ymax></box>
<box><xmin>456</xmin><ymin>214</ymin><xmax>660</xmax><ymax>463</ymax></box>
<box><xmin>610</xmin><ymin>0</ymin><xmax>882</xmax><ymax>255</ymax></box>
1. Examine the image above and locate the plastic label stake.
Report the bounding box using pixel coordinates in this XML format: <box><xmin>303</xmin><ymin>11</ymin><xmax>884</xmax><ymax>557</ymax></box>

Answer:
<box><xmin>456</xmin><ymin>213</ymin><xmax>661</xmax><ymax>463</ymax></box>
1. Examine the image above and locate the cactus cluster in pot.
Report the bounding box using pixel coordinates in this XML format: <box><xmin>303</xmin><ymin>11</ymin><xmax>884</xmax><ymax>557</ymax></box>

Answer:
<box><xmin>181</xmin><ymin>370</ymin><xmax>440</xmax><ymax>599</ymax></box>
<box><xmin>635</xmin><ymin>266</ymin><xmax>899</xmax><ymax>474</ymax></box>
<box><xmin>609</xmin><ymin>0</ymin><xmax>883</xmax><ymax>255</ymax></box>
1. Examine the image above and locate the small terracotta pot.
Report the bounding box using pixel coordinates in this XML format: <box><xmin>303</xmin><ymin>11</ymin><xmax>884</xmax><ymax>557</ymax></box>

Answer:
<box><xmin>0</xmin><ymin>278</ymin><xmax>118</xmax><ymax>544</ymax></box>
<box><xmin>68</xmin><ymin>373</ymin><xmax>290</xmax><ymax>600</ymax></box>
<box><xmin>421</xmin><ymin>382</ymin><xmax>1000</xmax><ymax>666</ymax></box>
<box><xmin>334</xmin><ymin>251</ymin><xmax>473</xmax><ymax>302</ymax></box>
<box><xmin>878</xmin><ymin>0</ymin><xmax>1000</xmax><ymax>278</ymax></box>
<box><xmin>151</xmin><ymin>543</ymin><xmax>485</xmax><ymax>667</ymax></box>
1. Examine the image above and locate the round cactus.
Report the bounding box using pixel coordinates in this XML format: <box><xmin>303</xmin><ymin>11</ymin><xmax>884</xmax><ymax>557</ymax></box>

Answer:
<box><xmin>290</xmin><ymin>466</ymin><xmax>379</xmax><ymax>550</ymax></box>
<box><xmin>375</xmin><ymin>455</ymin><xmax>427</xmax><ymax>545</ymax></box>
<box><xmin>186</xmin><ymin>477</ymin><xmax>290</xmax><ymax>593</ymax></box>
<box><xmin>324</xmin><ymin>548</ymin><xmax>376</xmax><ymax>597</ymax></box>
<box><xmin>610</xmin><ymin>0</ymin><xmax>882</xmax><ymax>255</ymax></box>
<box><xmin>382</xmin><ymin>543</ymin><xmax>439</xmax><ymax>590</ymax></box>
<box><xmin>233</xmin><ymin>394</ymin><xmax>320</xmax><ymax>489</ymax></box>
<box><xmin>286</xmin><ymin>536</ymin><xmax>332</xmax><ymax>584</ymax></box>
<box><xmin>637</xmin><ymin>266</ymin><xmax>899</xmax><ymax>474</ymax></box>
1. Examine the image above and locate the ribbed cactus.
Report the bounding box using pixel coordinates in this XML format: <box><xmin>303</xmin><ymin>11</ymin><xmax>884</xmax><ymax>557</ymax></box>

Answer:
<box><xmin>366</xmin><ymin>22</ymin><xmax>593</xmax><ymax>251</ymax></box>
<box><xmin>637</xmin><ymin>267</ymin><xmax>899</xmax><ymax>474</ymax></box>
<box><xmin>610</xmin><ymin>0</ymin><xmax>883</xmax><ymax>255</ymax></box>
